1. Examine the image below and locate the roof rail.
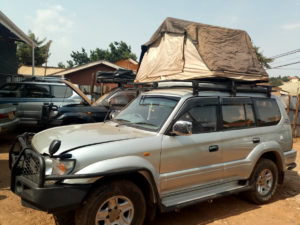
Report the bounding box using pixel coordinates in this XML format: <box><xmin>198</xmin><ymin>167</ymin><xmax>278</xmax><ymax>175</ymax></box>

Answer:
<box><xmin>133</xmin><ymin>79</ymin><xmax>272</xmax><ymax>97</ymax></box>
<box><xmin>22</xmin><ymin>76</ymin><xmax>69</xmax><ymax>83</ymax></box>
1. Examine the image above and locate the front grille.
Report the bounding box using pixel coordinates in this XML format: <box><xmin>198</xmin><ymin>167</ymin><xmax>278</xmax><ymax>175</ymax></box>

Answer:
<box><xmin>10</xmin><ymin>133</ymin><xmax>45</xmax><ymax>190</ymax></box>
<box><xmin>16</xmin><ymin>151</ymin><xmax>41</xmax><ymax>184</ymax></box>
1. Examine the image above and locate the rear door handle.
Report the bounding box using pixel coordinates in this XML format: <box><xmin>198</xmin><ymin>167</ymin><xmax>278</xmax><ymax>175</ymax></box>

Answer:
<box><xmin>209</xmin><ymin>145</ymin><xmax>219</xmax><ymax>152</ymax></box>
<box><xmin>253</xmin><ymin>137</ymin><xmax>260</xmax><ymax>143</ymax></box>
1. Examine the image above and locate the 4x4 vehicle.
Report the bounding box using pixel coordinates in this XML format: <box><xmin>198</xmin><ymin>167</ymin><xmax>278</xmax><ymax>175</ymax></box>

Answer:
<box><xmin>44</xmin><ymin>88</ymin><xmax>137</xmax><ymax>126</ymax></box>
<box><xmin>0</xmin><ymin>103</ymin><xmax>19</xmax><ymax>133</ymax></box>
<box><xmin>0</xmin><ymin>77</ymin><xmax>85</xmax><ymax>125</ymax></box>
<box><xmin>10</xmin><ymin>80</ymin><xmax>297</xmax><ymax>225</ymax></box>
<box><xmin>42</xmin><ymin>69</ymin><xmax>138</xmax><ymax>126</ymax></box>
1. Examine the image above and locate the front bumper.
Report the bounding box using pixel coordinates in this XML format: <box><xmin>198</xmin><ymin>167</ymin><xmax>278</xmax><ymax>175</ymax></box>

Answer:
<box><xmin>10</xmin><ymin>133</ymin><xmax>91</xmax><ymax>213</ymax></box>
<box><xmin>15</xmin><ymin>176</ymin><xmax>90</xmax><ymax>212</ymax></box>
<box><xmin>284</xmin><ymin>149</ymin><xmax>297</xmax><ymax>170</ymax></box>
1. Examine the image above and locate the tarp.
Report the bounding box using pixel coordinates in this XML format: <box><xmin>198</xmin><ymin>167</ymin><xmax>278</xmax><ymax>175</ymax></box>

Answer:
<box><xmin>135</xmin><ymin>17</ymin><xmax>269</xmax><ymax>83</ymax></box>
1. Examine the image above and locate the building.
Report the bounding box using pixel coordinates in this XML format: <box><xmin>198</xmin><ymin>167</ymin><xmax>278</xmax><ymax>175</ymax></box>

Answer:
<box><xmin>115</xmin><ymin>58</ymin><xmax>139</xmax><ymax>72</ymax></box>
<box><xmin>0</xmin><ymin>11</ymin><xmax>36</xmax><ymax>85</ymax></box>
<box><xmin>53</xmin><ymin>60</ymin><xmax>124</xmax><ymax>95</ymax></box>
<box><xmin>18</xmin><ymin>65</ymin><xmax>64</xmax><ymax>76</ymax></box>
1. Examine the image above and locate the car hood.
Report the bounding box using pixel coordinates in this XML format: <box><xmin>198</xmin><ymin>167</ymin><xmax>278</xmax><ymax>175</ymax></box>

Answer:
<box><xmin>31</xmin><ymin>122</ymin><xmax>154</xmax><ymax>155</ymax></box>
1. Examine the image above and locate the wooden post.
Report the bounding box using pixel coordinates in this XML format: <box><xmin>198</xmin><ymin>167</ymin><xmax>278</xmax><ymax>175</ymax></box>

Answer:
<box><xmin>292</xmin><ymin>94</ymin><xmax>300</xmax><ymax>137</ymax></box>
<box><xmin>90</xmin><ymin>72</ymin><xmax>96</xmax><ymax>101</ymax></box>
<box><xmin>287</xmin><ymin>95</ymin><xmax>290</xmax><ymax>115</ymax></box>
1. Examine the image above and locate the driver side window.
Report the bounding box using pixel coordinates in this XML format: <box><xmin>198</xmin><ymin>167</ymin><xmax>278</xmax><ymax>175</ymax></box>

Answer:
<box><xmin>179</xmin><ymin>104</ymin><xmax>217</xmax><ymax>134</ymax></box>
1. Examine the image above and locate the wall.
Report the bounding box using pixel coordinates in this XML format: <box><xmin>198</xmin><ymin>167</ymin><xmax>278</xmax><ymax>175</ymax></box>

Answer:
<box><xmin>0</xmin><ymin>39</ymin><xmax>18</xmax><ymax>85</ymax></box>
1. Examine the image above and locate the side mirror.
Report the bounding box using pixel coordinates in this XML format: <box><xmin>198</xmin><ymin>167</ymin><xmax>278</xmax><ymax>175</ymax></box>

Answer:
<box><xmin>49</xmin><ymin>140</ymin><xmax>61</xmax><ymax>157</ymax></box>
<box><xmin>172</xmin><ymin>121</ymin><xmax>193</xmax><ymax>136</ymax></box>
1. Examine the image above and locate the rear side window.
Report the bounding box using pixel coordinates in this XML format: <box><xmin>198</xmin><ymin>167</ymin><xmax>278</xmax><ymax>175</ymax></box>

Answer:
<box><xmin>0</xmin><ymin>83</ymin><xmax>22</xmax><ymax>97</ymax></box>
<box><xmin>52</xmin><ymin>85</ymin><xmax>73</xmax><ymax>98</ymax></box>
<box><xmin>222</xmin><ymin>98</ymin><xmax>255</xmax><ymax>129</ymax></box>
<box><xmin>23</xmin><ymin>84</ymin><xmax>51</xmax><ymax>98</ymax></box>
<box><xmin>254</xmin><ymin>98</ymin><xmax>281</xmax><ymax>126</ymax></box>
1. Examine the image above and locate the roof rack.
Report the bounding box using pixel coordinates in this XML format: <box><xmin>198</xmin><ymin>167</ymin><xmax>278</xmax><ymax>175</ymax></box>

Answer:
<box><xmin>97</xmin><ymin>69</ymin><xmax>136</xmax><ymax>86</ymax></box>
<box><xmin>133</xmin><ymin>79</ymin><xmax>272</xmax><ymax>97</ymax></box>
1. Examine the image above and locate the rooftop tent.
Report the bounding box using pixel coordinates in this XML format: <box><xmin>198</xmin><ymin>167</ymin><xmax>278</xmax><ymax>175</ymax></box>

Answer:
<box><xmin>135</xmin><ymin>17</ymin><xmax>268</xmax><ymax>83</ymax></box>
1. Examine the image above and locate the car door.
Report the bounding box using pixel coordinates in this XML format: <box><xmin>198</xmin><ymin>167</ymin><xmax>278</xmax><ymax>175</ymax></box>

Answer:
<box><xmin>160</xmin><ymin>97</ymin><xmax>224</xmax><ymax>195</ymax></box>
<box><xmin>220</xmin><ymin>97</ymin><xmax>261</xmax><ymax>181</ymax></box>
<box><xmin>20</xmin><ymin>83</ymin><xmax>51</xmax><ymax>123</ymax></box>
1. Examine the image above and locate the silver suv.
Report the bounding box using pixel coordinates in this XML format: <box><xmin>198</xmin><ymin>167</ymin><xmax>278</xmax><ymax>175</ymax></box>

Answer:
<box><xmin>0</xmin><ymin>77</ymin><xmax>85</xmax><ymax>125</ymax></box>
<box><xmin>10</xmin><ymin>81</ymin><xmax>297</xmax><ymax>225</ymax></box>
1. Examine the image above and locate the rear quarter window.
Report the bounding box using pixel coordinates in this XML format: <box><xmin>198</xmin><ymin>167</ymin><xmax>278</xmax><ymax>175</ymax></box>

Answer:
<box><xmin>52</xmin><ymin>85</ymin><xmax>73</xmax><ymax>98</ymax></box>
<box><xmin>221</xmin><ymin>98</ymin><xmax>255</xmax><ymax>130</ymax></box>
<box><xmin>254</xmin><ymin>98</ymin><xmax>281</xmax><ymax>126</ymax></box>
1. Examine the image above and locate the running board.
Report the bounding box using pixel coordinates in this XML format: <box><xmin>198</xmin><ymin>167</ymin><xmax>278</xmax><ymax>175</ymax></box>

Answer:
<box><xmin>161</xmin><ymin>181</ymin><xmax>250</xmax><ymax>211</ymax></box>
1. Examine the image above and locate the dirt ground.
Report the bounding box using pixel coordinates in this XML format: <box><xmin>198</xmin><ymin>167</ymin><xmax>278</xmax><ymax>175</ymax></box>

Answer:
<box><xmin>0</xmin><ymin>130</ymin><xmax>300</xmax><ymax>225</ymax></box>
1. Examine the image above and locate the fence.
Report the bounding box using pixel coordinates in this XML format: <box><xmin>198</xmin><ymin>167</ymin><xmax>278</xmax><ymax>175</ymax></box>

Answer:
<box><xmin>280</xmin><ymin>94</ymin><xmax>300</xmax><ymax>137</ymax></box>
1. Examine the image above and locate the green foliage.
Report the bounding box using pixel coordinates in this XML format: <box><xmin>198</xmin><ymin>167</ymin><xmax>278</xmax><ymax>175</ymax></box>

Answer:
<box><xmin>65</xmin><ymin>41</ymin><xmax>137</xmax><ymax>68</ymax></box>
<box><xmin>66</xmin><ymin>60</ymin><xmax>74</xmax><ymax>68</ymax></box>
<box><xmin>57</xmin><ymin>62</ymin><xmax>65</xmax><ymax>68</ymax></box>
<box><xmin>269</xmin><ymin>76</ymin><xmax>292</xmax><ymax>86</ymax></box>
<box><xmin>70</xmin><ymin>48</ymin><xmax>90</xmax><ymax>66</ymax></box>
<box><xmin>17</xmin><ymin>31</ymin><xmax>52</xmax><ymax>66</ymax></box>
<box><xmin>253</xmin><ymin>45</ymin><xmax>274</xmax><ymax>69</ymax></box>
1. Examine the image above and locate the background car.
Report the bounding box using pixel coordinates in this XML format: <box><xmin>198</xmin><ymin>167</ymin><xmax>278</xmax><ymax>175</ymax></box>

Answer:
<box><xmin>44</xmin><ymin>87</ymin><xmax>137</xmax><ymax>126</ymax></box>
<box><xmin>0</xmin><ymin>77</ymin><xmax>88</xmax><ymax>126</ymax></box>
<box><xmin>0</xmin><ymin>103</ymin><xmax>19</xmax><ymax>133</ymax></box>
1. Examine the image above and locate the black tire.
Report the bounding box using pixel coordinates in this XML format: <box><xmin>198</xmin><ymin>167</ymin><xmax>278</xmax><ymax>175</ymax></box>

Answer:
<box><xmin>53</xmin><ymin>211</ymin><xmax>75</xmax><ymax>225</ymax></box>
<box><xmin>245</xmin><ymin>158</ymin><xmax>278</xmax><ymax>204</ymax></box>
<box><xmin>75</xmin><ymin>180</ymin><xmax>146</xmax><ymax>225</ymax></box>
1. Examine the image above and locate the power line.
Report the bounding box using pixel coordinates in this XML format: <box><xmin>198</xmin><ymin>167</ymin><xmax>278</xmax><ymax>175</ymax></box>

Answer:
<box><xmin>271</xmin><ymin>48</ymin><xmax>300</xmax><ymax>59</ymax></box>
<box><xmin>270</xmin><ymin>68</ymin><xmax>300</xmax><ymax>71</ymax></box>
<box><xmin>268</xmin><ymin>61</ymin><xmax>300</xmax><ymax>69</ymax></box>
<box><xmin>270</xmin><ymin>55</ymin><xmax>300</xmax><ymax>65</ymax></box>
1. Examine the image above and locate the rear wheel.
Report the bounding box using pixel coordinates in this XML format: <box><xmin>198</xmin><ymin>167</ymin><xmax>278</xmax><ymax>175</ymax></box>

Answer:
<box><xmin>75</xmin><ymin>180</ymin><xmax>146</xmax><ymax>225</ymax></box>
<box><xmin>245</xmin><ymin>158</ymin><xmax>278</xmax><ymax>204</ymax></box>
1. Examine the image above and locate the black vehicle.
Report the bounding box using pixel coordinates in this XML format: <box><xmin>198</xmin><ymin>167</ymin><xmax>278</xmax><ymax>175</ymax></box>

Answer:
<box><xmin>43</xmin><ymin>69</ymin><xmax>138</xmax><ymax>126</ymax></box>
<box><xmin>44</xmin><ymin>88</ymin><xmax>137</xmax><ymax>126</ymax></box>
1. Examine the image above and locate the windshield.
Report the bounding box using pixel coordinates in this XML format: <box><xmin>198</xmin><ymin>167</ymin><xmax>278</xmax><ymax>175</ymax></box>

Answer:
<box><xmin>94</xmin><ymin>92</ymin><xmax>110</xmax><ymax>106</ymax></box>
<box><xmin>114</xmin><ymin>95</ymin><xmax>179</xmax><ymax>131</ymax></box>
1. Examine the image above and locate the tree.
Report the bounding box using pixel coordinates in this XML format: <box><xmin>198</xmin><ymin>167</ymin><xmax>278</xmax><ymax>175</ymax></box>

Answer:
<box><xmin>66</xmin><ymin>60</ymin><xmax>74</xmax><ymax>68</ymax></box>
<box><xmin>65</xmin><ymin>41</ymin><xmax>137</xmax><ymax>68</ymax></box>
<box><xmin>17</xmin><ymin>31</ymin><xmax>52</xmax><ymax>66</ymax></box>
<box><xmin>70</xmin><ymin>48</ymin><xmax>90</xmax><ymax>66</ymax></box>
<box><xmin>253</xmin><ymin>45</ymin><xmax>274</xmax><ymax>69</ymax></box>
<box><xmin>57</xmin><ymin>62</ymin><xmax>66</xmax><ymax>68</ymax></box>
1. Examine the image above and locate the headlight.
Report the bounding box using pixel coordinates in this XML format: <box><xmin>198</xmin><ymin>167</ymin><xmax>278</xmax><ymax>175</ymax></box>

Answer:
<box><xmin>51</xmin><ymin>159</ymin><xmax>76</xmax><ymax>175</ymax></box>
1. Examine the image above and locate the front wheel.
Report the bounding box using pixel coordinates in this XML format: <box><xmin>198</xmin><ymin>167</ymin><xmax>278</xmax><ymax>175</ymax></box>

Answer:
<box><xmin>75</xmin><ymin>180</ymin><xmax>146</xmax><ymax>225</ymax></box>
<box><xmin>245</xmin><ymin>158</ymin><xmax>278</xmax><ymax>204</ymax></box>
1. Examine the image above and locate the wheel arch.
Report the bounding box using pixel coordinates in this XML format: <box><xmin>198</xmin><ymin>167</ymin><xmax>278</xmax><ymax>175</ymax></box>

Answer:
<box><xmin>90</xmin><ymin>169</ymin><xmax>160</xmax><ymax>219</ymax></box>
<box><xmin>258</xmin><ymin>151</ymin><xmax>284</xmax><ymax>184</ymax></box>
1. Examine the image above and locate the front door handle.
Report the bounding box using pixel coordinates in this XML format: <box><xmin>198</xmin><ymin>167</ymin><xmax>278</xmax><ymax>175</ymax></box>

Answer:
<box><xmin>253</xmin><ymin>137</ymin><xmax>260</xmax><ymax>143</ymax></box>
<box><xmin>209</xmin><ymin>145</ymin><xmax>219</xmax><ymax>152</ymax></box>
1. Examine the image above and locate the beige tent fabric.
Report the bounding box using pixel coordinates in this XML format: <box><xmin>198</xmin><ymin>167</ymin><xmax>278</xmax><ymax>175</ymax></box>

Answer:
<box><xmin>137</xmin><ymin>33</ymin><xmax>185</xmax><ymax>81</ymax></box>
<box><xmin>136</xmin><ymin>17</ymin><xmax>269</xmax><ymax>83</ymax></box>
<box><xmin>136</xmin><ymin>35</ymin><xmax>213</xmax><ymax>82</ymax></box>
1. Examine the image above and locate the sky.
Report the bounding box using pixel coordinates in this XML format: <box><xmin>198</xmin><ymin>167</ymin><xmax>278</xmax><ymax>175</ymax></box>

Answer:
<box><xmin>1</xmin><ymin>0</ymin><xmax>300</xmax><ymax>77</ymax></box>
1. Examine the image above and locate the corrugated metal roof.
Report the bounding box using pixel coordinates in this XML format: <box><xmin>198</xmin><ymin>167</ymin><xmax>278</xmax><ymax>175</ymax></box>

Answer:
<box><xmin>18</xmin><ymin>65</ymin><xmax>65</xmax><ymax>76</ymax></box>
<box><xmin>52</xmin><ymin>60</ymin><xmax>123</xmax><ymax>76</ymax></box>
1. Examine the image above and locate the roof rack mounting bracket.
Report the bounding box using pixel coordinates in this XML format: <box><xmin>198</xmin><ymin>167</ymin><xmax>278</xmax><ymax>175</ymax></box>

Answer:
<box><xmin>231</xmin><ymin>80</ymin><xmax>237</xmax><ymax>97</ymax></box>
<box><xmin>192</xmin><ymin>80</ymin><xmax>199</xmax><ymax>96</ymax></box>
